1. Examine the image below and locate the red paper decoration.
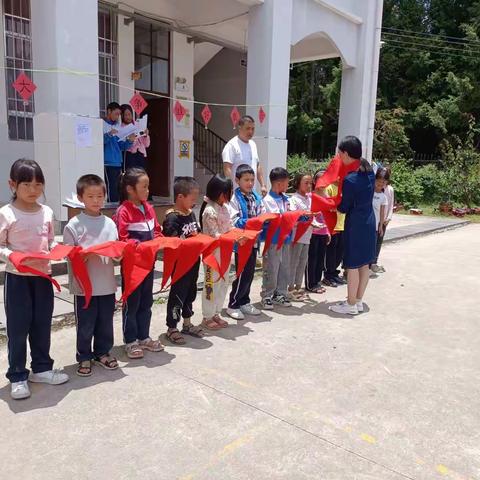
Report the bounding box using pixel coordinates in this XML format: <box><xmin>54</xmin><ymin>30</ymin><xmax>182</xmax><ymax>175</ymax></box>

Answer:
<box><xmin>230</xmin><ymin>106</ymin><xmax>241</xmax><ymax>129</ymax></box>
<box><xmin>12</xmin><ymin>72</ymin><xmax>36</xmax><ymax>102</ymax></box>
<box><xmin>259</xmin><ymin>106</ymin><xmax>266</xmax><ymax>124</ymax></box>
<box><xmin>130</xmin><ymin>92</ymin><xmax>148</xmax><ymax>115</ymax></box>
<box><xmin>174</xmin><ymin>100</ymin><xmax>186</xmax><ymax>122</ymax></box>
<box><xmin>201</xmin><ymin>104</ymin><xmax>212</xmax><ymax>128</ymax></box>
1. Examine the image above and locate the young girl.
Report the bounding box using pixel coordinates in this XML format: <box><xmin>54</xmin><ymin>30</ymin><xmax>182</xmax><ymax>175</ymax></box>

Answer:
<box><xmin>121</xmin><ymin>104</ymin><xmax>150</xmax><ymax>172</ymax></box>
<box><xmin>372</xmin><ymin>167</ymin><xmax>391</xmax><ymax>273</ymax></box>
<box><xmin>288</xmin><ymin>173</ymin><xmax>315</xmax><ymax>300</ymax></box>
<box><xmin>0</xmin><ymin>159</ymin><xmax>69</xmax><ymax>400</ymax></box>
<box><xmin>200</xmin><ymin>175</ymin><xmax>234</xmax><ymax>330</ymax></box>
<box><xmin>114</xmin><ymin>168</ymin><xmax>163</xmax><ymax>359</ymax></box>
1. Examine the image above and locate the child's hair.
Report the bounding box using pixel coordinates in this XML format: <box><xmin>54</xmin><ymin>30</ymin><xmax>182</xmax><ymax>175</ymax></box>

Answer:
<box><xmin>119</xmin><ymin>167</ymin><xmax>148</xmax><ymax>203</ymax></box>
<box><xmin>338</xmin><ymin>135</ymin><xmax>362</xmax><ymax>160</ymax></box>
<box><xmin>76</xmin><ymin>174</ymin><xmax>106</xmax><ymax>197</ymax></box>
<box><xmin>375</xmin><ymin>167</ymin><xmax>388</xmax><ymax>180</ymax></box>
<box><xmin>10</xmin><ymin>158</ymin><xmax>45</xmax><ymax>200</ymax></box>
<box><xmin>269</xmin><ymin>167</ymin><xmax>289</xmax><ymax>183</ymax></box>
<box><xmin>199</xmin><ymin>174</ymin><xmax>233</xmax><ymax>229</ymax></box>
<box><xmin>313</xmin><ymin>169</ymin><xmax>326</xmax><ymax>184</ymax></box>
<box><xmin>121</xmin><ymin>103</ymin><xmax>133</xmax><ymax>122</ymax></box>
<box><xmin>173</xmin><ymin>176</ymin><xmax>199</xmax><ymax>201</ymax></box>
<box><xmin>106</xmin><ymin>102</ymin><xmax>121</xmax><ymax>112</ymax></box>
<box><xmin>292</xmin><ymin>173</ymin><xmax>311</xmax><ymax>191</ymax></box>
<box><xmin>235</xmin><ymin>163</ymin><xmax>255</xmax><ymax>179</ymax></box>
<box><xmin>383</xmin><ymin>165</ymin><xmax>392</xmax><ymax>182</ymax></box>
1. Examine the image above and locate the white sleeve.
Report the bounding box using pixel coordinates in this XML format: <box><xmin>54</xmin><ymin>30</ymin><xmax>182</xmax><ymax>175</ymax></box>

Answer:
<box><xmin>222</xmin><ymin>141</ymin><xmax>234</xmax><ymax>164</ymax></box>
<box><xmin>0</xmin><ymin>210</ymin><xmax>13</xmax><ymax>263</ymax></box>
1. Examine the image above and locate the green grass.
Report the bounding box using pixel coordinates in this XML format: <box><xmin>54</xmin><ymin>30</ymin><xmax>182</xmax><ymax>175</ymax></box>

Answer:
<box><xmin>397</xmin><ymin>204</ymin><xmax>480</xmax><ymax>223</ymax></box>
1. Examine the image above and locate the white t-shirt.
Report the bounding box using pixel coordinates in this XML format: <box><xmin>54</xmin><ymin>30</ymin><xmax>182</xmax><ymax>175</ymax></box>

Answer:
<box><xmin>372</xmin><ymin>191</ymin><xmax>388</xmax><ymax>231</ymax></box>
<box><xmin>222</xmin><ymin>136</ymin><xmax>259</xmax><ymax>182</ymax></box>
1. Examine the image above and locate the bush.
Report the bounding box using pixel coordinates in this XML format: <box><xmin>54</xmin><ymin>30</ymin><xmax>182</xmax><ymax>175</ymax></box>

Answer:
<box><xmin>390</xmin><ymin>159</ymin><xmax>424</xmax><ymax>209</ymax></box>
<box><xmin>414</xmin><ymin>164</ymin><xmax>445</xmax><ymax>204</ymax></box>
<box><xmin>287</xmin><ymin>154</ymin><xmax>329</xmax><ymax>190</ymax></box>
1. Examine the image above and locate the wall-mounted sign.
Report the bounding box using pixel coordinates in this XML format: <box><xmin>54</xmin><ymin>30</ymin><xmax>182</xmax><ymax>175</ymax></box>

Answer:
<box><xmin>179</xmin><ymin>140</ymin><xmax>191</xmax><ymax>158</ymax></box>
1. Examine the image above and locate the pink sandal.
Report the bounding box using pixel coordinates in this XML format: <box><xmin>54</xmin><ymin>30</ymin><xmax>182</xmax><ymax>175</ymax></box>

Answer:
<box><xmin>213</xmin><ymin>314</ymin><xmax>229</xmax><ymax>328</ymax></box>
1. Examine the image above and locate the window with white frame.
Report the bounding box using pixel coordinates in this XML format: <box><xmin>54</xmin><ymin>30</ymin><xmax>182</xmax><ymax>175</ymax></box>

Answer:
<box><xmin>98</xmin><ymin>5</ymin><xmax>118</xmax><ymax>117</ymax></box>
<box><xmin>3</xmin><ymin>0</ymin><xmax>34</xmax><ymax>141</ymax></box>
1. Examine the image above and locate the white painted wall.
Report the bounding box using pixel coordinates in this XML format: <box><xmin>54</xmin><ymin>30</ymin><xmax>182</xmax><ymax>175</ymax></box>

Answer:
<box><xmin>117</xmin><ymin>5</ymin><xmax>135</xmax><ymax>104</ymax></box>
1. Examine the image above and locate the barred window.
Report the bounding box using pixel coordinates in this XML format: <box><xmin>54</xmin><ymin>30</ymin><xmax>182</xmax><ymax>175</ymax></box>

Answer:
<box><xmin>3</xmin><ymin>0</ymin><xmax>33</xmax><ymax>141</ymax></box>
<box><xmin>98</xmin><ymin>5</ymin><xmax>118</xmax><ymax>117</ymax></box>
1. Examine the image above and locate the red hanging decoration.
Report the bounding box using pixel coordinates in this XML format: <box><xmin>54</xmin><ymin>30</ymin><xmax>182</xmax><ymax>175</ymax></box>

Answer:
<box><xmin>12</xmin><ymin>72</ymin><xmax>36</xmax><ymax>102</ymax></box>
<box><xmin>230</xmin><ymin>106</ymin><xmax>241</xmax><ymax>129</ymax></box>
<box><xmin>201</xmin><ymin>104</ymin><xmax>212</xmax><ymax>128</ymax></box>
<box><xmin>129</xmin><ymin>92</ymin><xmax>148</xmax><ymax>116</ymax></box>
<box><xmin>173</xmin><ymin>100</ymin><xmax>186</xmax><ymax>122</ymax></box>
<box><xmin>258</xmin><ymin>106</ymin><xmax>266</xmax><ymax>124</ymax></box>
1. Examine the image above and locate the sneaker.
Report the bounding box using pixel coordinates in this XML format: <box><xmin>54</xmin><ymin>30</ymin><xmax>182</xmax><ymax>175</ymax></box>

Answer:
<box><xmin>333</xmin><ymin>275</ymin><xmax>347</xmax><ymax>285</ymax></box>
<box><xmin>11</xmin><ymin>380</ymin><xmax>30</xmax><ymax>400</ymax></box>
<box><xmin>226</xmin><ymin>308</ymin><xmax>245</xmax><ymax>320</ymax></box>
<box><xmin>272</xmin><ymin>295</ymin><xmax>292</xmax><ymax>307</ymax></box>
<box><xmin>329</xmin><ymin>301</ymin><xmax>358</xmax><ymax>315</ymax></box>
<box><xmin>29</xmin><ymin>369</ymin><xmax>69</xmax><ymax>385</ymax></box>
<box><xmin>371</xmin><ymin>264</ymin><xmax>381</xmax><ymax>273</ymax></box>
<box><xmin>322</xmin><ymin>278</ymin><xmax>338</xmax><ymax>288</ymax></box>
<box><xmin>356</xmin><ymin>300</ymin><xmax>364</xmax><ymax>313</ymax></box>
<box><xmin>377</xmin><ymin>265</ymin><xmax>386</xmax><ymax>273</ymax></box>
<box><xmin>262</xmin><ymin>297</ymin><xmax>274</xmax><ymax>310</ymax></box>
<box><xmin>240</xmin><ymin>304</ymin><xmax>261</xmax><ymax>316</ymax></box>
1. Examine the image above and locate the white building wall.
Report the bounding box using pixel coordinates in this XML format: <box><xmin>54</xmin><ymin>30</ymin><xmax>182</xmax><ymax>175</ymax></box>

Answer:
<box><xmin>117</xmin><ymin>6</ymin><xmax>135</xmax><ymax>105</ymax></box>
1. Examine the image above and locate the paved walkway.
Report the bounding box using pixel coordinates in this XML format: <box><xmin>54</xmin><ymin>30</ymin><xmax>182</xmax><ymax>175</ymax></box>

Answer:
<box><xmin>0</xmin><ymin>224</ymin><xmax>479</xmax><ymax>479</ymax></box>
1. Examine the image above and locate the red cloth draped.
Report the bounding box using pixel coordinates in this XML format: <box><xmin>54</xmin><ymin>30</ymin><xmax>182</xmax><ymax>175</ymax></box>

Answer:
<box><xmin>277</xmin><ymin>210</ymin><xmax>312</xmax><ymax>249</ymax></box>
<box><xmin>311</xmin><ymin>193</ymin><xmax>340</xmax><ymax>235</ymax></box>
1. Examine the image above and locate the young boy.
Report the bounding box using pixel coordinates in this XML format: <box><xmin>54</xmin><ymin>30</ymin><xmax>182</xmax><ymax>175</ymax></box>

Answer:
<box><xmin>163</xmin><ymin>177</ymin><xmax>204</xmax><ymax>344</ymax></box>
<box><xmin>63</xmin><ymin>175</ymin><xmax>119</xmax><ymax>377</ymax></box>
<box><xmin>261</xmin><ymin>167</ymin><xmax>292</xmax><ymax>309</ymax></box>
<box><xmin>103</xmin><ymin>101</ymin><xmax>135</xmax><ymax>203</ymax></box>
<box><xmin>226</xmin><ymin>164</ymin><xmax>265</xmax><ymax>320</ymax></box>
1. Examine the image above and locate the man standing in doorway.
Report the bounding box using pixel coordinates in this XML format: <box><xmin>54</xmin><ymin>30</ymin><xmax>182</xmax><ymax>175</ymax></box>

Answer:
<box><xmin>222</xmin><ymin>115</ymin><xmax>268</xmax><ymax>196</ymax></box>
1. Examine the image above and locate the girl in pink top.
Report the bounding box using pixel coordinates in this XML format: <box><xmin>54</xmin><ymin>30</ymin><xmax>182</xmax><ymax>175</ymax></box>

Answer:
<box><xmin>0</xmin><ymin>159</ymin><xmax>69</xmax><ymax>400</ymax></box>
<box><xmin>121</xmin><ymin>104</ymin><xmax>151</xmax><ymax>172</ymax></box>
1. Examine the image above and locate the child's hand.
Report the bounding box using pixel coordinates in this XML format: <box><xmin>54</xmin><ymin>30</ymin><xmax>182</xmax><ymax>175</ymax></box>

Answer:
<box><xmin>144</xmin><ymin>128</ymin><xmax>149</xmax><ymax>136</ymax></box>
<box><xmin>326</xmin><ymin>234</ymin><xmax>331</xmax><ymax>245</ymax></box>
<box><xmin>109</xmin><ymin>129</ymin><xmax>118</xmax><ymax>136</ymax></box>
<box><xmin>378</xmin><ymin>225</ymin><xmax>384</xmax><ymax>236</ymax></box>
<box><xmin>127</xmin><ymin>133</ymin><xmax>136</xmax><ymax>142</ymax></box>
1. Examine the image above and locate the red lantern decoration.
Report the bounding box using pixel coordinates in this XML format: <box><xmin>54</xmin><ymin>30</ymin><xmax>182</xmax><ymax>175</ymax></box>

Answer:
<box><xmin>173</xmin><ymin>100</ymin><xmax>186</xmax><ymax>122</ymax></box>
<box><xmin>201</xmin><ymin>104</ymin><xmax>212</xmax><ymax>128</ymax></box>
<box><xmin>130</xmin><ymin>92</ymin><xmax>148</xmax><ymax>116</ymax></box>
<box><xmin>259</xmin><ymin>106</ymin><xmax>266</xmax><ymax>124</ymax></box>
<box><xmin>12</xmin><ymin>72</ymin><xmax>36</xmax><ymax>102</ymax></box>
<box><xmin>230</xmin><ymin>106</ymin><xmax>241</xmax><ymax>129</ymax></box>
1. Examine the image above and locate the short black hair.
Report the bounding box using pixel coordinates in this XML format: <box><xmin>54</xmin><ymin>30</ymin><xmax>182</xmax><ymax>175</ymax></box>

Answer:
<box><xmin>235</xmin><ymin>163</ymin><xmax>255</xmax><ymax>179</ymax></box>
<box><xmin>292</xmin><ymin>173</ymin><xmax>312</xmax><ymax>191</ymax></box>
<box><xmin>338</xmin><ymin>135</ymin><xmax>362</xmax><ymax>160</ymax></box>
<box><xmin>269</xmin><ymin>167</ymin><xmax>289</xmax><ymax>183</ymax></box>
<box><xmin>173</xmin><ymin>176</ymin><xmax>199</xmax><ymax>200</ymax></box>
<box><xmin>10</xmin><ymin>158</ymin><xmax>45</xmax><ymax>199</ymax></box>
<box><xmin>76</xmin><ymin>174</ymin><xmax>106</xmax><ymax>197</ymax></box>
<box><xmin>107</xmin><ymin>102</ymin><xmax>121</xmax><ymax>112</ymax></box>
<box><xmin>238</xmin><ymin>115</ymin><xmax>255</xmax><ymax>127</ymax></box>
<box><xmin>375</xmin><ymin>167</ymin><xmax>388</xmax><ymax>180</ymax></box>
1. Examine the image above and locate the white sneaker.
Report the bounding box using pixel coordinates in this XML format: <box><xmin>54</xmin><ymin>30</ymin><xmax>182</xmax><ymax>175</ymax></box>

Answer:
<box><xmin>11</xmin><ymin>380</ymin><xmax>30</xmax><ymax>400</ymax></box>
<box><xmin>356</xmin><ymin>300</ymin><xmax>364</xmax><ymax>313</ymax></box>
<box><xmin>226</xmin><ymin>308</ymin><xmax>245</xmax><ymax>320</ymax></box>
<box><xmin>329</xmin><ymin>301</ymin><xmax>358</xmax><ymax>315</ymax></box>
<box><xmin>29</xmin><ymin>369</ymin><xmax>69</xmax><ymax>385</ymax></box>
<box><xmin>240</xmin><ymin>304</ymin><xmax>261</xmax><ymax>316</ymax></box>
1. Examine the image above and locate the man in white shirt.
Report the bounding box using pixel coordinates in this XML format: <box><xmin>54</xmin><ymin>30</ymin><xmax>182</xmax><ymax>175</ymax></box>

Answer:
<box><xmin>222</xmin><ymin>115</ymin><xmax>268</xmax><ymax>196</ymax></box>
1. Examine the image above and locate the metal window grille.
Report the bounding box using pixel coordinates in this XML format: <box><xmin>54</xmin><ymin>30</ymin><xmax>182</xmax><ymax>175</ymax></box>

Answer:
<box><xmin>98</xmin><ymin>5</ymin><xmax>118</xmax><ymax>117</ymax></box>
<box><xmin>3</xmin><ymin>0</ymin><xmax>33</xmax><ymax>141</ymax></box>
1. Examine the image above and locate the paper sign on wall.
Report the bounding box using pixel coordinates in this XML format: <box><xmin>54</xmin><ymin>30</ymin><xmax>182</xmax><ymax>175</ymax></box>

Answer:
<box><xmin>75</xmin><ymin>118</ymin><xmax>92</xmax><ymax>148</ymax></box>
<box><xmin>179</xmin><ymin>140</ymin><xmax>190</xmax><ymax>158</ymax></box>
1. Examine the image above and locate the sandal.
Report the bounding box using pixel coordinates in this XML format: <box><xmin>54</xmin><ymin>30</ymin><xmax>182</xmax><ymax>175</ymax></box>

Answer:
<box><xmin>95</xmin><ymin>354</ymin><xmax>119</xmax><ymax>370</ymax></box>
<box><xmin>76</xmin><ymin>360</ymin><xmax>93</xmax><ymax>377</ymax></box>
<box><xmin>201</xmin><ymin>318</ymin><xmax>223</xmax><ymax>331</ymax></box>
<box><xmin>138</xmin><ymin>337</ymin><xmax>164</xmax><ymax>352</ymax></box>
<box><xmin>166</xmin><ymin>328</ymin><xmax>186</xmax><ymax>345</ymax></box>
<box><xmin>125</xmin><ymin>342</ymin><xmax>144</xmax><ymax>359</ymax></box>
<box><xmin>307</xmin><ymin>286</ymin><xmax>326</xmax><ymax>294</ymax></box>
<box><xmin>213</xmin><ymin>314</ymin><xmax>229</xmax><ymax>328</ymax></box>
<box><xmin>181</xmin><ymin>323</ymin><xmax>204</xmax><ymax>338</ymax></box>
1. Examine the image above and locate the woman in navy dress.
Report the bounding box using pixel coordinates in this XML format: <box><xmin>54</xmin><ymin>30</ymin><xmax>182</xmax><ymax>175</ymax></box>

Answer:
<box><xmin>329</xmin><ymin>137</ymin><xmax>376</xmax><ymax>315</ymax></box>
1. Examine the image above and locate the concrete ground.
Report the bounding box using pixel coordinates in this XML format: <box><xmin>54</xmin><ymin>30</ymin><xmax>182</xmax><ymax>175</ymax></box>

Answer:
<box><xmin>0</xmin><ymin>223</ymin><xmax>479</xmax><ymax>479</ymax></box>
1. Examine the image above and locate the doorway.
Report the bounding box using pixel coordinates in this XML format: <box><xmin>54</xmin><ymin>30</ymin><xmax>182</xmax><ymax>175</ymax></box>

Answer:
<box><xmin>134</xmin><ymin>20</ymin><xmax>170</xmax><ymax>198</ymax></box>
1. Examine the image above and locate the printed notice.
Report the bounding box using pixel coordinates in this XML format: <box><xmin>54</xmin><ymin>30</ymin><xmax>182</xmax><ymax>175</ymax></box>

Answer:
<box><xmin>75</xmin><ymin>118</ymin><xmax>92</xmax><ymax>148</ymax></box>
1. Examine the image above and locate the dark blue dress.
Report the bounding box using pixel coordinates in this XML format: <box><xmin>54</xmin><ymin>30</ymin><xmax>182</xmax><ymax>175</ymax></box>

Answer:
<box><xmin>338</xmin><ymin>171</ymin><xmax>376</xmax><ymax>269</ymax></box>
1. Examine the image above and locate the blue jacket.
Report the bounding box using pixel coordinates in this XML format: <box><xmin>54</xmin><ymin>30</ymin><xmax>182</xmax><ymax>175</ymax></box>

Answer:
<box><xmin>103</xmin><ymin>120</ymin><xmax>133</xmax><ymax>167</ymax></box>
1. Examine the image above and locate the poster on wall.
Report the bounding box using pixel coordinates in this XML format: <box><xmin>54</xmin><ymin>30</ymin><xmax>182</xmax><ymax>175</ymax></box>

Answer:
<box><xmin>75</xmin><ymin>118</ymin><xmax>92</xmax><ymax>148</ymax></box>
<box><xmin>179</xmin><ymin>140</ymin><xmax>191</xmax><ymax>159</ymax></box>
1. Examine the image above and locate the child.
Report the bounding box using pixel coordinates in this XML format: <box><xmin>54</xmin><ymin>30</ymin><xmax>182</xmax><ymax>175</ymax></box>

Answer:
<box><xmin>115</xmin><ymin>168</ymin><xmax>163</xmax><ymax>359</ymax></box>
<box><xmin>288</xmin><ymin>173</ymin><xmax>315</xmax><ymax>300</ymax></box>
<box><xmin>261</xmin><ymin>167</ymin><xmax>292</xmax><ymax>310</ymax></box>
<box><xmin>163</xmin><ymin>177</ymin><xmax>204</xmax><ymax>344</ymax></box>
<box><xmin>0</xmin><ymin>159</ymin><xmax>69</xmax><ymax>400</ymax></box>
<box><xmin>104</xmin><ymin>102</ymin><xmax>135</xmax><ymax>203</ymax></box>
<box><xmin>371</xmin><ymin>168</ymin><xmax>389</xmax><ymax>273</ymax></box>
<box><xmin>200</xmin><ymin>175</ymin><xmax>234</xmax><ymax>329</ymax></box>
<box><xmin>227</xmin><ymin>164</ymin><xmax>264</xmax><ymax>320</ymax></box>
<box><xmin>323</xmin><ymin>177</ymin><xmax>347</xmax><ymax>287</ymax></box>
<box><xmin>63</xmin><ymin>175</ymin><xmax>119</xmax><ymax>377</ymax></box>
<box><xmin>121</xmin><ymin>104</ymin><xmax>150</xmax><ymax>172</ymax></box>
<box><xmin>377</xmin><ymin>167</ymin><xmax>394</xmax><ymax>273</ymax></box>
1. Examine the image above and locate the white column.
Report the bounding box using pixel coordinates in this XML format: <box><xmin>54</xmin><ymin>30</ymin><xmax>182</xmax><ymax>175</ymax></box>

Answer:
<box><xmin>246</xmin><ymin>0</ymin><xmax>293</xmax><ymax>184</ymax></box>
<box><xmin>337</xmin><ymin>0</ymin><xmax>383</xmax><ymax>161</ymax></box>
<box><xmin>117</xmin><ymin>5</ymin><xmax>135</xmax><ymax>105</ymax></box>
<box><xmin>31</xmin><ymin>0</ymin><xmax>103</xmax><ymax>221</ymax></box>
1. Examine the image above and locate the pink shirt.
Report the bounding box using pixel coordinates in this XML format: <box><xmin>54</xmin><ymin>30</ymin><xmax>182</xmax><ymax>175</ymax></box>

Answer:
<box><xmin>123</xmin><ymin>123</ymin><xmax>150</xmax><ymax>157</ymax></box>
<box><xmin>0</xmin><ymin>203</ymin><xmax>56</xmax><ymax>275</ymax></box>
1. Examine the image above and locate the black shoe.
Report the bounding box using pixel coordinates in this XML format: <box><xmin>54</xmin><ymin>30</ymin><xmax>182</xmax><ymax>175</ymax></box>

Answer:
<box><xmin>333</xmin><ymin>275</ymin><xmax>347</xmax><ymax>285</ymax></box>
<box><xmin>322</xmin><ymin>278</ymin><xmax>338</xmax><ymax>288</ymax></box>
